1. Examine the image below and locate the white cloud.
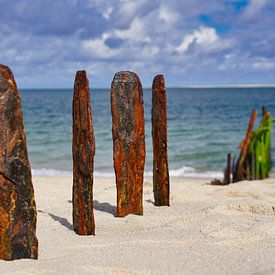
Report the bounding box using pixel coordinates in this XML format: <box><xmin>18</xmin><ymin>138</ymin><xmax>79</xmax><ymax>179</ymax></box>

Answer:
<box><xmin>252</xmin><ymin>58</ymin><xmax>275</xmax><ymax>69</ymax></box>
<box><xmin>219</xmin><ymin>54</ymin><xmax>275</xmax><ymax>72</ymax></box>
<box><xmin>81</xmin><ymin>16</ymin><xmax>157</xmax><ymax>61</ymax></box>
<box><xmin>118</xmin><ymin>0</ymin><xmax>146</xmax><ymax>17</ymax></box>
<box><xmin>243</xmin><ymin>0</ymin><xmax>269</xmax><ymax>17</ymax></box>
<box><xmin>114</xmin><ymin>17</ymin><xmax>150</xmax><ymax>43</ymax></box>
<box><xmin>139</xmin><ymin>46</ymin><xmax>159</xmax><ymax>59</ymax></box>
<box><xmin>86</xmin><ymin>0</ymin><xmax>114</xmax><ymax>20</ymax></box>
<box><xmin>158</xmin><ymin>5</ymin><xmax>180</xmax><ymax>24</ymax></box>
<box><xmin>102</xmin><ymin>6</ymin><xmax>113</xmax><ymax>20</ymax></box>
<box><xmin>82</xmin><ymin>34</ymin><xmax>121</xmax><ymax>59</ymax></box>
<box><xmin>114</xmin><ymin>0</ymin><xmax>148</xmax><ymax>27</ymax></box>
<box><xmin>218</xmin><ymin>53</ymin><xmax>237</xmax><ymax>71</ymax></box>
<box><xmin>176</xmin><ymin>26</ymin><xmax>233</xmax><ymax>54</ymax></box>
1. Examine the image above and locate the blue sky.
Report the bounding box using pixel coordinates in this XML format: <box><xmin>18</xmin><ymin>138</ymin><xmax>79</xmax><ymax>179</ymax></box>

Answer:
<box><xmin>1</xmin><ymin>0</ymin><xmax>275</xmax><ymax>88</ymax></box>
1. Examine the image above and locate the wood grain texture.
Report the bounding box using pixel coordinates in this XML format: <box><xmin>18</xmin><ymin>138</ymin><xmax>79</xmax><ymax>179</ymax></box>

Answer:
<box><xmin>72</xmin><ymin>71</ymin><xmax>95</xmax><ymax>235</ymax></box>
<box><xmin>111</xmin><ymin>71</ymin><xmax>145</xmax><ymax>217</ymax></box>
<box><xmin>0</xmin><ymin>64</ymin><xmax>38</xmax><ymax>260</ymax></box>
<box><xmin>233</xmin><ymin>110</ymin><xmax>257</xmax><ymax>182</ymax></box>
<box><xmin>152</xmin><ymin>75</ymin><xmax>170</xmax><ymax>206</ymax></box>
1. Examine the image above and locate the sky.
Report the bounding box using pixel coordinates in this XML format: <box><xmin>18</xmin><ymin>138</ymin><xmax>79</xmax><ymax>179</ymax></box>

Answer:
<box><xmin>1</xmin><ymin>0</ymin><xmax>275</xmax><ymax>88</ymax></box>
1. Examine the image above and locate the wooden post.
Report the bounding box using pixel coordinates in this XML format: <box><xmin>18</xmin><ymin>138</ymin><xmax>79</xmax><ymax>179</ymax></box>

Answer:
<box><xmin>223</xmin><ymin>153</ymin><xmax>232</xmax><ymax>185</ymax></box>
<box><xmin>72</xmin><ymin>70</ymin><xmax>95</xmax><ymax>235</ymax></box>
<box><xmin>233</xmin><ymin>110</ymin><xmax>257</xmax><ymax>182</ymax></box>
<box><xmin>152</xmin><ymin>75</ymin><xmax>170</xmax><ymax>206</ymax></box>
<box><xmin>0</xmin><ymin>64</ymin><xmax>38</xmax><ymax>260</ymax></box>
<box><xmin>111</xmin><ymin>71</ymin><xmax>146</xmax><ymax>217</ymax></box>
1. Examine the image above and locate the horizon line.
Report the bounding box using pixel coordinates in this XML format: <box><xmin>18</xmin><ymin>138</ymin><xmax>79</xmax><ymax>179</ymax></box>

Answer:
<box><xmin>19</xmin><ymin>84</ymin><xmax>275</xmax><ymax>90</ymax></box>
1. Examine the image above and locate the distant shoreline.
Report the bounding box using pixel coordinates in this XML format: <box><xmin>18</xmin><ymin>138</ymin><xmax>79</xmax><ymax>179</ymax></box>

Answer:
<box><xmin>19</xmin><ymin>85</ymin><xmax>275</xmax><ymax>90</ymax></box>
<box><xmin>170</xmin><ymin>85</ymin><xmax>275</xmax><ymax>89</ymax></box>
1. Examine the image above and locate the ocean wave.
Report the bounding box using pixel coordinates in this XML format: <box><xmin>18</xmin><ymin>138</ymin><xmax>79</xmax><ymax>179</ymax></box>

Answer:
<box><xmin>32</xmin><ymin>166</ymin><xmax>223</xmax><ymax>179</ymax></box>
<box><xmin>32</xmin><ymin>168</ymin><xmax>115</xmax><ymax>177</ymax></box>
<box><xmin>169</xmin><ymin>166</ymin><xmax>223</xmax><ymax>178</ymax></box>
<box><xmin>32</xmin><ymin>168</ymin><xmax>72</xmax><ymax>176</ymax></box>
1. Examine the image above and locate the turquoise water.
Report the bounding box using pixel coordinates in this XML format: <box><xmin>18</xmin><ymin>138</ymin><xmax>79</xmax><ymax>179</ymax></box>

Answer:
<box><xmin>21</xmin><ymin>88</ymin><xmax>275</xmax><ymax>178</ymax></box>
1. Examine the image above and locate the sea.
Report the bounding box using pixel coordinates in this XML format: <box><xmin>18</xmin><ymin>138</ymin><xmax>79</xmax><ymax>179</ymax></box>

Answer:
<box><xmin>20</xmin><ymin>87</ymin><xmax>275</xmax><ymax>178</ymax></box>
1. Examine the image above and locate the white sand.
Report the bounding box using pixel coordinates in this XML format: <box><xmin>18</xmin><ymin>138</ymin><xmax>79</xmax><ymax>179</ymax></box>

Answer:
<box><xmin>1</xmin><ymin>176</ymin><xmax>275</xmax><ymax>274</ymax></box>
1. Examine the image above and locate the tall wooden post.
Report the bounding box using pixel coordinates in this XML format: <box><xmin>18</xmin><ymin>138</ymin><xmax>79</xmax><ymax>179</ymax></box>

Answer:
<box><xmin>152</xmin><ymin>75</ymin><xmax>170</xmax><ymax>206</ymax></box>
<box><xmin>111</xmin><ymin>71</ymin><xmax>146</xmax><ymax>217</ymax></box>
<box><xmin>72</xmin><ymin>70</ymin><xmax>95</xmax><ymax>235</ymax></box>
<box><xmin>0</xmin><ymin>64</ymin><xmax>38</xmax><ymax>260</ymax></box>
<box><xmin>233</xmin><ymin>110</ymin><xmax>257</xmax><ymax>182</ymax></box>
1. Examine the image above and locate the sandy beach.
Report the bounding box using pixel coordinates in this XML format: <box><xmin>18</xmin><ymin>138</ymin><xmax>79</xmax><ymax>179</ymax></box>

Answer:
<box><xmin>1</xmin><ymin>176</ymin><xmax>275</xmax><ymax>274</ymax></box>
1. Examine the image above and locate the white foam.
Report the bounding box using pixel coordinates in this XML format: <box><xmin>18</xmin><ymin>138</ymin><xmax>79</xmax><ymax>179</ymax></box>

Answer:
<box><xmin>32</xmin><ymin>168</ymin><xmax>115</xmax><ymax>177</ymax></box>
<box><xmin>32</xmin><ymin>168</ymin><xmax>72</xmax><ymax>177</ymax></box>
<box><xmin>32</xmin><ymin>166</ymin><xmax>223</xmax><ymax>179</ymax></box>
<box><xmin>94</xmin><ymin>171</ymin><xmax>115</xmax><ymax>177</ymax></box>
<box><xmin>169</xmin><ymin>166</ymin><xmax>223</xmax><ymax>179</ymax></box>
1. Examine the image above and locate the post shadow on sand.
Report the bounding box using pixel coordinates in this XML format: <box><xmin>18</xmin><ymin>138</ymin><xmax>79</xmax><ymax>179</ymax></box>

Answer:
<box><xmin>68</xmin><ymin>199</ymin><xmax>116</xmax><ymax>216</ymax></box>
<box><xmin>94</xmin><ymin>200</ymin><xmax>116</xmax><ymax>216</ymax></box>
<box><xmin>146</xmin><ymin>199</ymin><xmax>155</xmax><ymax>205</ymax></box>
<box><xmin>48</xmin><ymin>213</ymin><xmax>74</xmax><ymax>231</ymax></box>
<box><xmin>38</xmin><ymin>209</ymin><xmax>73</xmax><ymax>231</ymax></box>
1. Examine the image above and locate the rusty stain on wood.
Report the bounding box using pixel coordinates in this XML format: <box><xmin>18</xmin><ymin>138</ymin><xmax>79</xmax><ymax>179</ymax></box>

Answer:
<box><xmin>0</xmin><ymin>64</ymin><xmax>38</xmax><ymax>260</ymax></box>
<box><xmin>152</xmin><ymin>75</ymin><xmax>170</xmax><ymax>206</ymax></box>
<box><xmin>111</xmin><ymin>71</ymin><xmax>146</xmax><ymax>217</ymax></box>
<box><xmin>233</xmin><ymin>110</ymin><xmax>257</xmax><ymax>182</ymax></box>
<box><xmin>223</xmin><ymin>153</ymin><xmax>232</xmax><ymax>185</ymax></box>
<box><xmin>72</xmin><ymin>70</ymin><xmax>95</xmax><ymax>235</ymax></box>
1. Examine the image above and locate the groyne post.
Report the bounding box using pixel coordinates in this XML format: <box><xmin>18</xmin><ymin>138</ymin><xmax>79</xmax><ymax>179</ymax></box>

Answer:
<box><xmin>111</xmin><ymin>71</ymin><xmax>146</xmax><ymax>217</ymax></box>
<box><xmin>0</xmin><ymin>64</ymin><xmax>38</xmax><ymax>260</ymax></box>
<box><xmin>72</xmin><ymin>70</ymin><xmax>95</xmax><ymax>235</ymax></box>
<box><xmin>152</xmin><ymin>75</ymin><xmax>170</xmax><ymax>206</ymax></box>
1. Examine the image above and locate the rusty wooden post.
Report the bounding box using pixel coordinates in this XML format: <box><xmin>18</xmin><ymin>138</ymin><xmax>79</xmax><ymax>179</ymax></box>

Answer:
<box><xmin>233</xmin><ymin>110</ymin><xmax>257</xmax><ymax>182</ymax></box>
<box><xmin>152</xmin><ymin>75</ymin><xmax>170</xmax><ymax>206</ymax></box>
<box><xmin>223</xmin><ymin>153</ymin><xmax>232</xmax><ymax>185</ymax></box>
<box><xmin>111</xmin><ymin>71</ymin><xmax>146</xmax><ymax>217</ymax></box>
<box><xmin>72</xmin><ymin>70</ymin><xmax>95</xmax><ymax>235</ymax></box>
<box><xmin>0</xmin><ymin>64</ymin><xmax>38</xmax><ymax>260</ymax></box>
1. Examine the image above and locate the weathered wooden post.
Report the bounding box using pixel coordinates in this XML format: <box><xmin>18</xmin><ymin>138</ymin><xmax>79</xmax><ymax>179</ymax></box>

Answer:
<box><xmin>0</xmin><ymin>64</ymin><xmax>38</xmax><ymax>260</ymax></box>
<box><xmin>72</xmin><ymin>70</ymin><xmax>95</xmax><ymax>235</ymax></box>
<box><xmin>233</xmin><ymin>110</ymin><xmax>257</xmax><ymax>182</ymax></box>
<box><xmin>111</xmin><ymin>71</ymin><xmax>146</xmax><ymax>217</ymax></box>
<box><xmin>152</xmin><ymin>75</ymin><xmax>170</xmax><ymax>206</ymax></box>
<box><xmin>223</xmin><ymin>153</ymin><xmax>232</xmax><ymax>185</ymax></box>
